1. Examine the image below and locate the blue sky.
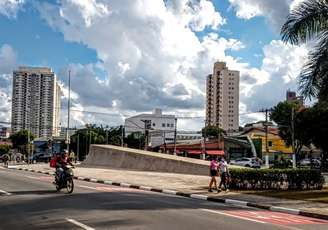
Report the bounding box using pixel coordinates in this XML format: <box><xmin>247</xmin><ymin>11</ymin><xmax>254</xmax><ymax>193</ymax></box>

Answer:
<box><xmin>0</xmin><ymin>0</ymin><xmax>307</xmax><ymax>130</ymax></box>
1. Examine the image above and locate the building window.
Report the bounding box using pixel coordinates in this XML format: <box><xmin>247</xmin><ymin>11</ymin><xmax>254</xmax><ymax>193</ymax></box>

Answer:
<box><xmin>162</xmin><ymin>123</ymin><xmax>165</xmax><ymax>127</ymax></box>
<box><xmin>153</xmin><ymin>123</ymin><xmax>156</xmax><ymax>127</ymax></box>
<box><xmin>171</xmin><ymin>124</ymin><xmax>174</xmax><ymax>127</ymax></box>
<box><xmin>268</xmin><ymin>141</ymin><xmax>273</xmax><ymax>147</ymax></box>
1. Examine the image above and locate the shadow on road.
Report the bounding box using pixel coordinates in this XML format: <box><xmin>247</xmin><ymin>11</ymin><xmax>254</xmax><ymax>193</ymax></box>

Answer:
<box><xmin>7</xmin><ymin>190</ymin><xmax>58</xmax><ymax>195</ymax></box>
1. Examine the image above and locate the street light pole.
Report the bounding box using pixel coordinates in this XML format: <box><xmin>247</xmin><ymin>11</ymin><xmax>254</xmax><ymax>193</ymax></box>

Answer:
<box><xmin>66</xmin><ymin>70</ymin><xmax>71</xmax><ymax>153</ymax></box>
<box><xmin>173</xmin><ymin>118</ymin><xmax>177</xmax><ymax>155</ymax></box>
<box><xmin>121</xmin><ymin>125</ymin><xmax>124</xmax><ymax>147</ymax></box>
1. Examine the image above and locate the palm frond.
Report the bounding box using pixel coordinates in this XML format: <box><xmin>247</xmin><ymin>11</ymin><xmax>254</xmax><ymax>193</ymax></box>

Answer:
<box><xmin>281</xmin><ymin>0</ymin><xmax>328</xmax><ymax>45</ymax></box>
<box><xmin>299</xmin><ymin>31</ymin><xmax>328</xmax><ymax>99</ymax></box>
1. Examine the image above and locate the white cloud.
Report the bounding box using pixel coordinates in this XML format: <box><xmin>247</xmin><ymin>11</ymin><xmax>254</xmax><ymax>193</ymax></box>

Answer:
<box><xmin>228</xmin><ymin>0</ymin><xmax>302</xmax><ymax>30</ymax></box>
<box><xmin>165</xmin><ymin>0</ymin><xmax>225</xmax><ymax>31</ymax></box>
<box><xmin>30</xmin><ymin>0</ymin><xmax>308</xmax><ymax>130</ymax></box>
<box><xmin>0</xmin><ymin>0</ymin><xmax>25</xmax><ymax>18</ymax></box>
<box><xmin>241</xmin><ymin>40</ymin><xmax>308</xmax><ymax>115</ymax></box>
<box><xmin>0</xmin><ymin>44</ymin><xmax>17</xmax><ymax>123</ymax></box>
<box><xmin>59</xmin><ymin>0</ymin><xmax>111</xmax><ymax>27</ymax></box>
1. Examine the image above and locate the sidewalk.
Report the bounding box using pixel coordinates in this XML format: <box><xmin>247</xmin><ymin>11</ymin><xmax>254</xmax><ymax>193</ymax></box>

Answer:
<box><xmin>7</xmin><ymin>163</ymin><xmax>328</xmax><ymax>219</ymax></box>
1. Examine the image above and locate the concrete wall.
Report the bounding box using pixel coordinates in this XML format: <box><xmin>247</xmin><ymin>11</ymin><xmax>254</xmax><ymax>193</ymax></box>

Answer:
<box><xmin>83</xmin><ymin>145</ymin><xmax>210</xmax><ymax>175</ymax></box>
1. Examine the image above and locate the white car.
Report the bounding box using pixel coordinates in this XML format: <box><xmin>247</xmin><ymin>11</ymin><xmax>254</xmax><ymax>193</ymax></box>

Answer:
<box><xmin>230</xmin><ymin>157</ymin><xmax>261</xmax><ymax>168</ymax></box>
<box><xmin>299</xmin><ymin>158</ymin><xmax>321</xmax><ymax>167</ymax></box>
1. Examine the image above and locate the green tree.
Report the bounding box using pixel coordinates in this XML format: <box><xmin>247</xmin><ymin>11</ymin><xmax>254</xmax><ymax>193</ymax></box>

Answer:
<box><xmin>9</xmin><ymin>130</ymin><xmax>35</xmax><ymax>154</ymax></box>
<box><xmin>70</xmin><ymin>124</ymin><xmax>124</xmax><ymax>160</ymax></box>
<box><xmin>201</xmin><ymin>126</ymin><xmax>226</xmax><ymax>138</ymax></box>
<box><xmin>270</xmin><ymin>101</ymin><xmax>312</xmax><ymax>156</ymax></box>
<box><xmin>307</xmin><ymin>101</ymin><xmax>328</xmax><ymax>167</ymax></box>
<box><xmin>281</xmin><ymin>0</ymin><xmax>328</xmax><ymax>101</ymax></box>
<box><xmin>125</xmin><ymin>132</ymin><xmax>145</xmax><ymax>149</ymax></box>
<box><xmin>0</xmin><ymin>144</ymin><xmax>10</xmax><ymax>155</ymax></box>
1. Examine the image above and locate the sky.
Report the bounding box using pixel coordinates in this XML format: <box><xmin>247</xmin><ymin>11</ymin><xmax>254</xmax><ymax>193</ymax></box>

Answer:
<box><xmin>0</xmin><ymin>0</ymin><xmax>308</xmax><ymax>131</ymax></box>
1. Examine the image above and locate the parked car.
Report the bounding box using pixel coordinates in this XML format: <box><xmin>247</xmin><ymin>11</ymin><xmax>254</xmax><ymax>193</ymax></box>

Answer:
<box><xmin>299</xmin><ymin>158</ymin><xmax>321</xmax><ymax>167</ymax></box>
<box><xmin>230</xmin><ymin>157</ymin><xmax>261</xmax><ymax>168</ymax></box>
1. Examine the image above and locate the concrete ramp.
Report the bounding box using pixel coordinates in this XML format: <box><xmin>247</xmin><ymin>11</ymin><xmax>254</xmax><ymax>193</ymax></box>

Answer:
<box><xmin>83</xmin><ymin>145</ymin><xmax>209</xmax><ymax>175</ymax></box>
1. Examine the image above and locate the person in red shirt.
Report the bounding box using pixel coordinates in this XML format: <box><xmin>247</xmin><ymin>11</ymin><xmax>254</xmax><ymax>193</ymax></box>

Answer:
<box><xmin>54</xmin><ymin>150</ymin><xmax>73</xmax><ymax>184</ymax></box>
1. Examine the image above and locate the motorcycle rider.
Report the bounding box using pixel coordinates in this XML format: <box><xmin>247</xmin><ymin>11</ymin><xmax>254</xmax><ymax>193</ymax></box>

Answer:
<box><xmin>54</xmin><ymin>150</ymin><xmax>73</xmax><ymax>184</ymax></box>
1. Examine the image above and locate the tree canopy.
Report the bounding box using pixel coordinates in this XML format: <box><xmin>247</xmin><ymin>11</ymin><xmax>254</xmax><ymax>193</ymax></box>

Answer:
<box><xmin>201</xmin><ymin>126</ymin><xmax>226</xmax><ymax>138</ymax></box>
<box><xmin>281</xmin><ymin>0</ymin><xmax>328</xmax><ymax>100</ymax></box>
<box><xmin>270</xmin><ymin>101</ymin><xmax>312</xmax><ymax>155</ymax></box>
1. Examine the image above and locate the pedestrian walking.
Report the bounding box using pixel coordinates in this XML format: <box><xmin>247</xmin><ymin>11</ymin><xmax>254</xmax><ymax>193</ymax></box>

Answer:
<box><xmin>208</xmin><ymin>156</ymin><xmax>219</xmax><ymax>192</ymax></box>
<box><xmin>3</xmin><ymin>154</ymin><xmax>9</xmax><ymax>167</ymax></box>
<box><xmin>69</xmin><ymin>150</ymin><xmax>76</xmax><ymax>163</ymax></box>
<box><xmin>218</xmin><ymin>157</ymin><xmax>229</xmax><ymax>192</ymax></box>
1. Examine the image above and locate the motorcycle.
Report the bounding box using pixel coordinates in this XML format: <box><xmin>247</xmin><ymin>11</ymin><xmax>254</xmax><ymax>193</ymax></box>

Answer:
<box><xmin>55</xmin><ymin>165</ymin><xmax>74</xmax><ymax>193</ymax></box>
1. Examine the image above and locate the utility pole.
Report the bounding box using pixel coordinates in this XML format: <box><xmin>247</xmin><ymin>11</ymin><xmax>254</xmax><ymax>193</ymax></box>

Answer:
<box><xmin>121</xmin><ymin>125</ymin><xmax>124</xmax><ymax>147</ymax></box>
<box><xmin>173</xmin><ymin>118</ymin><xmax>177</xmax><ymax>155</ymax></box>
<box><xmin>291</xmin><ymin>107</ymin><xmax>296</xmax><ymax>168</ymax></box>
<box><xmin>66</xmin><ymin>70</ymin><xmax>71</xmax><ymax>153</ymax></box>
<box><xmin>106</xmin><ymin>129</ymin><xmax>108</xmax><ymax>145</ymax></box>
<box><xmin>259</xmin><ymin>108</ymin><xmax>272</xmax><ymax>168</ymax></box>
<box><xmin>202</xmin><ymin>120</ymin><xmax>206</xmax><ymax>160</ymax></box>
<box><xmin>265</xmin><ymin>109</ymin><xmax>269</xmax><ymax>168</ymax></box>
<box><xmin>77</xmin><ymin>133</ymin><xmax>80</xmax><ymax>162</ymax></box>
<box><xmin>27</xmin><ymin>128</ymin><xmax>30</xmax><ymax>165</ymax></box>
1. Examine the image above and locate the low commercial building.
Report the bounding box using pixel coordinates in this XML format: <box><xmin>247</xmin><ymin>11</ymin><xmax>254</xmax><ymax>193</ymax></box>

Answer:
<box><xmin>160</xmin><ymin>136</ymin><xmax>254</xmax><ymax>161</ymax></box>
<box><xmin>241</xmin><ymin>126</ymin><xmax>293</xmax><ymax>161</ymax></box>
<box><xmin>124</xmin><ymin>109</ymin><xmax>177</xmax><ymax>148</ymax></box>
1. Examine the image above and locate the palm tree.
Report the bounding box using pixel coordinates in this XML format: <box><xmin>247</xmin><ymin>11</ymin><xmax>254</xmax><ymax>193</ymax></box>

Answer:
<box><xmin>281</xmin><ymin>0</ymin><xmax>328</xmax><ymax>101</ymax></box>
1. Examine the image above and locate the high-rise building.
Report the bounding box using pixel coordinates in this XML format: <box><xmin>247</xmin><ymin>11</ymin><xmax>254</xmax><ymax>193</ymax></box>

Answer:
<box><xmin>286</xmin><ymin>90</ymin><xmax>304</xmax><ymax>106</ymax></box>
<box><xmin>11</xmin><ymin>67</ymin><xmax>61</xmax><ymax>138</ymax></box>
<box><xmin>206</xmin><ymin>62</ymin><xmax>240</xmax><ymax>132</ymax></box>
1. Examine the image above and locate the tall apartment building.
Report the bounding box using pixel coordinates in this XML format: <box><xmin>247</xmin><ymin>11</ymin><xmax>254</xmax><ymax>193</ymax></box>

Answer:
<box><xmin>206</xmin><ymin>62</ymin><xmax>240</xmax><ymax>132</ymax></box>
<box><xmin>11</xmin><ymin>67</ymin><xmax>61</xmax><ymax>138</ymax></box>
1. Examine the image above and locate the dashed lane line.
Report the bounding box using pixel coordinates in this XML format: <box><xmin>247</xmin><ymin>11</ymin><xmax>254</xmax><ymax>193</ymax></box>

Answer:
<box><xmin>66</xmin><ymin>218</ymin><xmax>95</xmax><ymax>230</ymax></box>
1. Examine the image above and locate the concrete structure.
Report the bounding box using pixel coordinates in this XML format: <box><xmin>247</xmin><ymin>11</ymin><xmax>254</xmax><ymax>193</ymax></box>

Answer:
<box><xmin>206</xmin><ymin>62</ymin><xmax>240</xmax><ymax>132</ymax></box>
<box><xmin>84</xmin><ymin>145</ymin><xmax>210</xmax><ymax>175</ymax></box>
<box><xmin>11</xmin><ymin>67</ymin><xmax>61</xmax><ymax>138</ymax></box>
<box><xmin>286</xmin><ymin>90</ymin><xmax>304</xmax><ymax>106</ymax></box>
<box><xmin>125</xmin><ymin>109</ymin><xmax>176</xmax><ymax>147</ymax></box>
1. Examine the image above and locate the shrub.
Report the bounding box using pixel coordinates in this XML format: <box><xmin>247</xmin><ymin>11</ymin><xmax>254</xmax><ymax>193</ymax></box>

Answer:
<box><xmin>228</xmin><ymin>168</ymin><xmax>324</xmax><ymax>190</ymax></box>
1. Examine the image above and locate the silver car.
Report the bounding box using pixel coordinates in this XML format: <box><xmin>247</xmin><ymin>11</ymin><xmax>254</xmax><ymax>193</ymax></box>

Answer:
<box><xmin>230</xmin><ymin>157</ymin><xmax>261</xmax><ymax>168</ymax></box>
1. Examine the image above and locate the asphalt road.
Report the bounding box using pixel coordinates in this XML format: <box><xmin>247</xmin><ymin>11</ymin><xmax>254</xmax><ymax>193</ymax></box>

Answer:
<box><xmin>1</xmin><ymin>167</ymin><xmax>328</xmax><ymax>230</ymax></box>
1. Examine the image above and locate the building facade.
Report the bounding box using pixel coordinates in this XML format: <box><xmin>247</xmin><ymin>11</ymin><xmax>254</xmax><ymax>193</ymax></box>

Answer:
<box><xmin>0</xmin><ymin>127</ymin><xmax>11</xmax><ymax>139</ymax></box>
<box><xmin>11</xmin><ymin>67</ymin><xmax>61</xmax><ymax>138</ymax></box>
<box><xmin>206</xmin><ymin>62</ymin><xmax>240</xmax><ymax>132</ymax></box>
<box><xmin>124</xmin><ymin>109</ymin><xmax>176</xmax><ymax>147</ymax></box>
<box><xmin>286</xmin><ymin>90</ymin><xmax>304</xmax><ymax>106</ymax></box>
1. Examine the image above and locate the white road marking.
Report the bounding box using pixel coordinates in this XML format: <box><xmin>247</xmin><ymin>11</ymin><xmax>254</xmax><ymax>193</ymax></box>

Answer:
<box><xmin>190</xmin><ymin>194</ymin><xmax>208</xmax><ymax>200</ymax></box>
<box><xmin>139</xmin><ymin>186</ymin><xmax>152</xmax><ymax>191</ymax></box>
<box><xmin>66</xmin><ymin>218</ymin><xmax>95</xmax><ymax>230</ymax></box>
<box><xmin>0</xmin><ymin>189</ymin><xmax>11</xmax><ymax>195</ymax></box>
<box><xmin>201</xmin><ymin>208</ymin><xmax>267</xmax><ymax>224</ymax></box>
<box><xmin>225</xmin><ymin>199</ymin><xmax>248</xmax><ymax>206</ymax></box>
<box><xmin>163</xmin><ymin>189</ymin><xmax>178</xmax><ymax>195</ymax></box>
<box><xmin>120</xmin><ymin>182</ymin><xmax>131</xmax><ymax>187</ymax></box>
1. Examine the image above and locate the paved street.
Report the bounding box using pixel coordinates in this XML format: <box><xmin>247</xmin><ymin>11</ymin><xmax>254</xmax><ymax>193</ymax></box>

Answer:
<box><xmin>1</xmin><ymin>167</ymin><xmax>328</xmax><ymax>230</ymax></box>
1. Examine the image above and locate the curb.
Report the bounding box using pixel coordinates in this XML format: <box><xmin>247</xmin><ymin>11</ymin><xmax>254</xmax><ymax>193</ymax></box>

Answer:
<box><xmin>11</xmin><ymin>166</ymin><xmax>328</xmax><ymax>221</ymax></box>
